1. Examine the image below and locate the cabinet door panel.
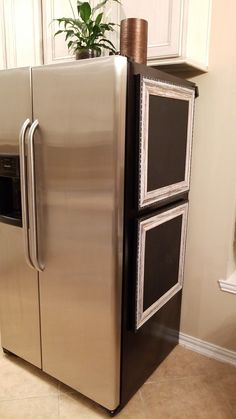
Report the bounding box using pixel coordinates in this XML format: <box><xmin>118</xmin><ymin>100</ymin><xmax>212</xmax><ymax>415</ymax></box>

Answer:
<box><xmin>121</xmin><ymin>0</ymin><xmax>183</xmax><ymax>58</ymax></box>
<box><xmin>43</xmin><ymin>0</ymin><xmax>120</xmax><ymax>64</ymax></box>
<box><xmin>43</xmin><ymin>0</ymin><xmax>73</xmax><ymax>64</ymax></box>
<box><xmin>4</xmin><ymin>0</ymin><xmax>42</xmax><ymax>68</ymax></box>
<box><xmin>135</xmin><ymin>203</ymin><xmax>188</xmax><ymax>330</ymax></box>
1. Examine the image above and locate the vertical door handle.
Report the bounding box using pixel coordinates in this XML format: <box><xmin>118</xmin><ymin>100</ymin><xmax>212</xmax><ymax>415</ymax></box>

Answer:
<box><xmin>28</xmin><ymin>119</ymin><xmax>44</xmax><ymax>272</ymax></box>
<box><xmin>19</xmin><ymin>118</ymin><xmax>35</xmax><ymax>270</ymax></box>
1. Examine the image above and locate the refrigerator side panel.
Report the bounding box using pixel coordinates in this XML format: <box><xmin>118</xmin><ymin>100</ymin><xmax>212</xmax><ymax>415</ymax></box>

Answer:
<box><xmin>120</xmin><ymin>63</ymin><xmax>196</xmax><ymax>406</ymax></box>
<box><xmin>0</xmin><ymin>68</ymin><xmax>41</xmax><ymax>368</ymax></box>
<box><xmin>32</xmin><ymin>57</ymin><xmax>127</xmax><ymax>410</ymax></box>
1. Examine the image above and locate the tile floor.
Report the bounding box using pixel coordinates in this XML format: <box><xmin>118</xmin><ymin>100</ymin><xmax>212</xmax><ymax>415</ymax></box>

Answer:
<box><xmin>0</xmin><ymin>342</ymin><xmax>235</xmax><ymax>419</ymax></box>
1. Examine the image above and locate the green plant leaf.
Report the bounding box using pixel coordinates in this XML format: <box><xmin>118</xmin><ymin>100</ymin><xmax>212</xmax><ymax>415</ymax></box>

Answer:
<box><xmin>92</xmin><ymin>24</ymin><xmax>102</xmax><ymax>36</ymax></box>
<box><xmin>53</xmin><ymin>0</ymin><xmax>119</xmax><ymax>53</ymax></box>
<box><xmin>74</xmin><ymin>19</ymin><xmax>85</xmax><ymax>30</ymax></box>
<box><xmin>99</xmin><ymin>37</ymin><xmax>116</xmax><ymax>49</ymax></box>
<box><xmin>54</xmin><ymin>29</ymin><xmax>64</xmax><ymax>37</ymax></box>
<box><xmin>100</xmin><ymin>23</ymin><xmax>111</xmax><ymax>30</ymax></box>
<box><xmin>95</xmin><ymin>12</ymin><xmax>103</xmax><ymax>25</ymax></box>
<box><xmin>76</xmin><ymin>0</ymin><xmax>83</xmax><ymax>16</ymax></box>
<box><xmin>92</xmin><ymin>0</ymin><xmax>108</xmax><ymax>14</ymax></box>
<box><xmin>55</xmin><ymin>17</ymin><xmax>85</xmax><ymax>32</ymax></box>
<box><xmin>79</xmin><ymin>2</ymin><xmax>91</xmax><ymax>23</ymax></box>
<box><xmin>92</xmin><ymin>0</ymin><xmax>121</xmax><ymax>14</ymax></box>
<box><xmin>65</xmin><ymin>30</ymin><xmax>74</xmax><ymax>40</ymax></box>
<box><xmin>93</xmin><ymin>42</ymin><xmax>116</xmax><ymax>53</ymax></box>
<box><xmin>74</xmin><ymin>33</ymin><xmax>85</xmax><ymax>42</ymax></box>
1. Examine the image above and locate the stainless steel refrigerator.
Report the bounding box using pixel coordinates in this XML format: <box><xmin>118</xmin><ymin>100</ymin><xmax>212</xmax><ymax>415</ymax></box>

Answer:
<box><xmin>0</xmin><ymin>56</ymin><xmax>196</xmax><ymax>414</ymax></box>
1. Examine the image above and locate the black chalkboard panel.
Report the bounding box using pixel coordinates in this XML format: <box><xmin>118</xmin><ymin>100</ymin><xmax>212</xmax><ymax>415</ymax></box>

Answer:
<box><xmin>147</xmin><ymin>95</ymin><xmax>189</xmax><ymax>192</ymax></box>
<box><xmin>143</xmin><ymin>215</ymin><xmax>183</xmax><ymax>311</ymax></box>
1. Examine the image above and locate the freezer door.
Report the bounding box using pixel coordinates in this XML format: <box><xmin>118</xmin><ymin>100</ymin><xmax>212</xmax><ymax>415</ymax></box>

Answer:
<box><xmin>0</xmin><ymin>68</ymin><xmax>41</xmax><ymax>368</ymax></box>
<box><xmin>32</xmin><ymin>57</ymin><xmax>127</xmax><ymax>410</ymax></box>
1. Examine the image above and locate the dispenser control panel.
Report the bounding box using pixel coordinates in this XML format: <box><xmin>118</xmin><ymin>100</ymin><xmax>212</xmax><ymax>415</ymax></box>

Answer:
<box><xmin>0</xmin><ymin>155</ymin><xmax>20</xmax><ymax>178</ymax></box>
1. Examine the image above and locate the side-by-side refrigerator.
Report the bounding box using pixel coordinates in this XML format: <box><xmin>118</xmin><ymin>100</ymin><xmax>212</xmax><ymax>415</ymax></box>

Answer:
<box><xmin>0</xmin><ymin>57</ymin><xmax>196</xmax><ymax>414</ymax></box>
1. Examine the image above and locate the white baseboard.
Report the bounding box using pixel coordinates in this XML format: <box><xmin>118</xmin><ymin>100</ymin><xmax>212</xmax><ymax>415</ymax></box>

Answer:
<box><xmin>179</xmin><ymin>332</ymin><xmax>236</xmax><ymax>367</ymax></box>
<box><xmin>218</xmin><ymin>271</ymin><xmax>236</xmax><ymax>294</ymax></box>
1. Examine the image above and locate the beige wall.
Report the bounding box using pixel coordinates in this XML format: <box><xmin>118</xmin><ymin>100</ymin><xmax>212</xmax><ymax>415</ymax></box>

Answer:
<box><xmin>180</xmin><ymin>0</ymin><xmax>236</xmax><ymax>351</ymax></box>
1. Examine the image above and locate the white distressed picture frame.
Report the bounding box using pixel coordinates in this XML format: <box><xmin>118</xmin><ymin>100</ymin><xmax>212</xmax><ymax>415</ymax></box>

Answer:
<box><xmin>136</xmin><ymin>203</ymin><xmax>188</xmax><ymax>330</ymax></box>
<box><xmin>139</xmin><ymin>76</ymin><xmax>195</xmax><ymax>209</ymax></box>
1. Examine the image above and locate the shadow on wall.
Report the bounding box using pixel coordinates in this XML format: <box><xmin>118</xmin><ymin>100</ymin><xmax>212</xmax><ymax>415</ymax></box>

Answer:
<box><xmin>158</xmin><ymin>69</ymin><xmax>204</xmax><ymax>80</ymax></box>
<box><xmin>225</xmin><ymin>197</ymin><xmax>236</xmax><ymax>279</ymax></box>
<box><xmin>204</xmin><ymin>314</ymin><xmax>236</xmax><ymax>351</ymax></box>
<box><xmin>232</xmin><ymin>220</ymin><xmax>236</xmax><ymax>266</ymax></box>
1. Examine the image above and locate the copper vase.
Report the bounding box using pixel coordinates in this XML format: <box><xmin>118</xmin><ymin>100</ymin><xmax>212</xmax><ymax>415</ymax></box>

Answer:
<box><xmin>120</xmin><ymin>18</ymin><xmax>148</xmax><ymax>65</ymax></box>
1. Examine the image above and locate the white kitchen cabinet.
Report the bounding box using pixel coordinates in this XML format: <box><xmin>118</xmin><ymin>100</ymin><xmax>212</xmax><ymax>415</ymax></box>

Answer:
<box><xmin>3</xmin><ymin>0</ymin><xmax>42</xmax><ymax>69</ymax></box>
<box><xmin>42</xmin><ymin>0</ymin><xmax>74</xmax><ymax>64</ymax></box>
<box><xmin>121</xmin><ymin>0</ymin><xmax>212</xmax><ymax>71</ymax></box>
<box><xmin>0</xmin><ymin>2</ymin><xmax>6</xmax><ymax>70</ymax></box>
<box><xmin>42</xmin><ymin>0</ymin><xmax>211</xmax><ymax>71</ymax></box>
<box><xmin>120</xmin><ymin>0</ymin><xmax>183</xmax><ymax>59</ymax></box>
<box><xmin>42</xmin><ymin>0</ymin><xmax>120</xmax><ymax>64</ymax></box>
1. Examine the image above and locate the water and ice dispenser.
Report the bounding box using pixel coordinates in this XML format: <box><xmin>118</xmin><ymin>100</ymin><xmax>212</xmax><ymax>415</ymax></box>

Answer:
<box><xmin>0</xmin><ymin>155</ymin><xmax>22</xmax><ymax>226</ymax></box>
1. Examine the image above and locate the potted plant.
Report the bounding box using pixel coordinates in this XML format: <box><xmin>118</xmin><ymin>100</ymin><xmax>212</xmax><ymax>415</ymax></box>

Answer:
<box><xmin>54</xmin><ymin>0</ymin><xmax>120</xmax><ymax>59</ymax></box>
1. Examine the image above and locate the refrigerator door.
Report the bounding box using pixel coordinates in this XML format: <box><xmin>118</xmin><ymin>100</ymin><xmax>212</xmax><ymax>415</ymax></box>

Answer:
<box><xmin>0</xmin><ymin>68</ymin><xmax>41</xmax><ymax>368</ymax></box>
<box><xmin>32</xmin><ymin>57</ymin><xmax>127</xmax><ymax>410</ymax></box>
